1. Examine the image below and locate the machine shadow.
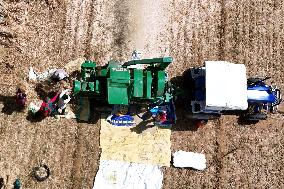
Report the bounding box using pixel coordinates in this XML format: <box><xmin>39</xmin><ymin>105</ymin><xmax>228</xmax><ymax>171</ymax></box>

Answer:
<box><xmin>237</xmin><ymin>115</ymin><xmax>259</xmax><ymax>125</ymax></box>
<box><xmin>170</xmin><ymin>71</ymin><xmax>199</xmax><ymax>132</ymax></box>
<box><xmin>130</xmin><ymin>120</ymin><xmax>155</xmax><ymax>134</ymax></box>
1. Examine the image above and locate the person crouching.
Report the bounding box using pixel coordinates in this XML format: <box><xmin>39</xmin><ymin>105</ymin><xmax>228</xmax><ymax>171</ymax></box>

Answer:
<box><xmin>16</xmin><ymin>85</ymin><xmax>27</xmax><ymax>108</ymax></box>
<box><xmin>39</xmin><ymin>93</ymin><xmax>59</xmax><ymax>117</ymax></box>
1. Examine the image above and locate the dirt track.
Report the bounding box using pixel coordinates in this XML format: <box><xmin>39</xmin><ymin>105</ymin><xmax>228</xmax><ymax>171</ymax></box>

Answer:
<box><xmin>0</xmin><ymin>0</ymin><xmax>284</xmax><ymax>188</ymax></box>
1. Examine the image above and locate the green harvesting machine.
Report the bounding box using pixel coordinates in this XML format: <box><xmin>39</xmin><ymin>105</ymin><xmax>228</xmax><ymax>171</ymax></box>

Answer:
<box><xmin>73</xmin><ymin>56</ymin><xmax>176</xmax><ymax>126</ymax></box>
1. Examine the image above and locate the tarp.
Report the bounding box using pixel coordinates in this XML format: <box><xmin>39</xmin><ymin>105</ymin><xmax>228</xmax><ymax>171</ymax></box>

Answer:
<box><xmin>100</xmin><ymin>115</ymin><xmax>171</xmax><ymax>166</ymax></box>
<box><xmin>173</xmin><ymin>151</ymin><xmax>206</xmax><ymax>170</ymax></box>
<box><xmin>205</xmin><ymin>61</ymin><xmax>248</xmax><ymax>111</ymax></box>
<box><xmin>93</xmin><ymin>160</ymin><xmax>163</xmax><ymax>189</ymax></box>
<box><xmin>51</xmin><ymin>69</ymin><xmax>68</xmax><ymax>80</ymax></box>
<box><xmin>28</xmin><ymin>67</ymin><xmax>57</xmax><ymax>81</ymax></box>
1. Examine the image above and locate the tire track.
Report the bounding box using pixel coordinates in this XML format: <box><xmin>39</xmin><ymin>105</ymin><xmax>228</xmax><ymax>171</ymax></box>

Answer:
<box><xmin>84</xmin><ymin>0</ymin><xmax>96</xmax><ymax>60</ymax></box>
<box><xmin>213</xmin><ymin>118</ymin><xmax>225</xmax><ymax>189</ymax></box>
<box><xmin>70</xmin><ymin>123</ymin><xmax>85</xmax><ymax>189</ymax></box>
<box><xmin>112</xmin><ymin>0</ymin><xmax>130</xmax><ymax>60</ymax></box>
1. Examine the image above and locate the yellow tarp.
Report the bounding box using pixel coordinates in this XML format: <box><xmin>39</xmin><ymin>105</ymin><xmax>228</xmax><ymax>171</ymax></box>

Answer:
<box><xmin>100</xmin><ymin>116</ymin><xmax>171</xmax><ymax>166</ymax></box>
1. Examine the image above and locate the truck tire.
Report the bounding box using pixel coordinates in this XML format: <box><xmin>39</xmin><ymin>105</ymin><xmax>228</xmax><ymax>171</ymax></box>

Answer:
<box><xmin>245</xmin><ymin>113</ymin><xmax>267</xmax><ymax>121</ymax></box>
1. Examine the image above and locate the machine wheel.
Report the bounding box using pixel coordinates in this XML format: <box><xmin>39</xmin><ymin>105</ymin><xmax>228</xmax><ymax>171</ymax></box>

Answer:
<box><xmin>245</xmin><ymin>113</ymin><xmax>267</xmax><ymax>121</ymax></box>
<box><xmin>33</xmin><ymin>164</ymin><xmax>50</xmax><ymax>182</ymax></box>
<box><xmin>247</xmin><ymin>77</ymin><xmax>261</xmax><ymax>86</ymax></box>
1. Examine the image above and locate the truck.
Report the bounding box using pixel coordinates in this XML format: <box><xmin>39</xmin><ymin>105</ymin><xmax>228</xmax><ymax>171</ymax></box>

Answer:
<box><xmin>186</xmin><ymin>61</ymin><xmax>281</xmax><ymax>121</ymax></box>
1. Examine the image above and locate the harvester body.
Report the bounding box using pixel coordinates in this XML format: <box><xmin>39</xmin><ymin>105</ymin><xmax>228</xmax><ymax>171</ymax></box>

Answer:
<box><xmin>73</xmin><ymin>57</ymin><xmax>176</xmax><ymax>126</ymax></box>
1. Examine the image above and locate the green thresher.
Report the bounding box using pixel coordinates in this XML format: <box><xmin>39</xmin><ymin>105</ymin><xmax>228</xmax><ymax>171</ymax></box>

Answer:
<box><xmin>73</xmin><ymin>56</ymin><xmax>176</xmax><ymax>126</ymax></box>
<box><xmin>73</xmin><ymin>57</ymin><xmax>174</xmax><ymax>105</ymax></box>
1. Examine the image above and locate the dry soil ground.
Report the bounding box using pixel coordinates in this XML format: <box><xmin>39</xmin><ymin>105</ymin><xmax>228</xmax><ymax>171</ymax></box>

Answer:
<box><xmin>0</xmin><ymin>0</ymin><xmax>284</xmax><ymax>189</ymax></box>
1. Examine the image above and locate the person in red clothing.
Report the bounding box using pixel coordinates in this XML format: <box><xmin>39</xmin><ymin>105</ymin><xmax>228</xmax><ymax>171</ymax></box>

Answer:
<box><xmin>39</xmin><ymin>92</ymin><xmax>59</xmax><ymax>117</ymax></box>
<box><xmin>157</xmin><ymin>111</ymin><xmax>167</xmax><ymax>123</ymax></box>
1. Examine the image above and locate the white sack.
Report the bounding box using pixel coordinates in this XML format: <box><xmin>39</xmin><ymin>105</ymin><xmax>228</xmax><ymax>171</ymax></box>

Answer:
<box><xmin>173</xmin><ymin>151</ymin><xmax>206</xmax><ymax>170</ymax></box>
<box><xmin>93</xmin><ymin>160</ymin><xmax>163</xmax><ymax>189</ymax></box>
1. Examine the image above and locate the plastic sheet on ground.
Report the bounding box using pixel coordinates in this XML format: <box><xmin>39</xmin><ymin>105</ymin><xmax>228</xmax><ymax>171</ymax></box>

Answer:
<box><xmin>28</xmin><ymin>67</ymin><xmax>57</xmax><ymax>81</ymax></box>
<box><xmin>51</xmin><ymin>69</ymin><xmax>68</xmax><ymax>80</ymax></box>
<box><xmin>173</xmin><ymin>150</ymin><xmax>206</xmax><ymax>170</ymax></box>
<box><xmin>100</xmin><ymin>115</ymin><xmax>171</xmax><ymax>166</ymax></box>
<box><xmin>93</xmin><ymin>160</ymin><xmax>163</xmax><ymax>189</ymax></box>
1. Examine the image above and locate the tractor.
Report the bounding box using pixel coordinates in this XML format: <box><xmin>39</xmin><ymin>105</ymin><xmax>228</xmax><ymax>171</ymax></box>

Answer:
<box><xmin>185</xmin><ymin>61</ymin><xmax>281</xmax><ymax>122</ymax></box>
<box><xmin>73</xmin><ymin>57</ymin><xmax>176</xmax><ymax>126</ymax></box>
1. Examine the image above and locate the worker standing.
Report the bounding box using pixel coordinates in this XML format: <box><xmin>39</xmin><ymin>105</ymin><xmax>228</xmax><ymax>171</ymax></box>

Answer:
<box><xmin>0</xmin><ymin>178</ymin><xmax>4</xmax><ymax>189</ymax></box>
<box><xmin>13</xmin><ymin>179</ymin><xmax>21</xmax><ymax>189</ymax></box>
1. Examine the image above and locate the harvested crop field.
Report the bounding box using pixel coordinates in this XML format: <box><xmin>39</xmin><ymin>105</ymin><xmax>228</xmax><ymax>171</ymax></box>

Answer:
<box><xmin>0</xmin><ymin>0</ymin><xmax>284</xmax><ymax>189</ymax></box>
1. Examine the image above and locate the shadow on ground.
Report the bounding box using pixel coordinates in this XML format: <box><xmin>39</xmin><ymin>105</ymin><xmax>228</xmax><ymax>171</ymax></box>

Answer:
<box><xmin>0</xmin><ymin>94</ymin><xmax>25</xmax><ymax>115</ymax></box>
<box><xmin>26</xmin><ymin>111</ymin><xmax>45</xmax><ymax>122</ymax></box>
<box><xmin>130</xmin><ymin>120</ymin><xmax>155</xmax><ymax>134</ymax></box>
<box><xmin>237</xmin><ymin>116</ymin><xmax>259</xmax><ymax>126</ymax></box>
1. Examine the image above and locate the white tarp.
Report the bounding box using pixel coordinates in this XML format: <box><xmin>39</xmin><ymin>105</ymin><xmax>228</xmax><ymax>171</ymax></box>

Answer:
<box><xmin>173</xmin><ymin>151</ymin><xmax>206</xmax><ymax>170</ymax></box>
<box><xmin>28</xmin><ymin>67</ymin><xmax>57</xmax><ymax>81</ymax></box>
<box><xmin>51</xmin><ymin>69</ymin><xmax>68</xmax><ymax>80</ymax></box>
<box><xmin>93</xmin><ymin>160</ymin><xmax>163</xmax><ymax>189</ymax></box>
<box><xmin>205</xmin><ymin>61</ymin><xmax>248</xmax><ymax>111</ymax></box>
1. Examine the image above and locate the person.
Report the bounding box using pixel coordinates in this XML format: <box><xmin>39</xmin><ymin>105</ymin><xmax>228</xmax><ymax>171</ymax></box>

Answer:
<box><xmin>0</xmin><ymin>178</ymin><xmax>4</xmax><ymax>189</ymax></box>
<box><xmin>57</xmin><ymin>89</ymin><xmax>71</xmax><ymax>115</ymax></box>
<box><xmin>157</xmin><ymin>111</ymin><xmax>167</xmax><ymax>123</ymax></box>
<box><xmin>39</xmin><ymin>93</ymin><xmax>59</xmax><ymax>117</ymax></box>
<box><xmin>131</xmin><ymin>50</ymin><xmax>142</xmax><ymax>60</ymax></box>
<box><xmin>13</xmin><ymin>179</ymin><xmax>21</xmax><ymax>189</ymax></box>
<box><xmin>16</xmin><ymin>86</ymin><xmax>27</xmax><ymax>107</ymax></box>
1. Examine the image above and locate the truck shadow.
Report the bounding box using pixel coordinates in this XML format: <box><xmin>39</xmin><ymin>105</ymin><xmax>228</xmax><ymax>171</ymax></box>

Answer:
<box><xmin>237</xmin><ymin>116</ymin><xmax>259</xmax><ymax>125</ymax></box>
<box><xmin>171</xmin><ymin>108</ymin><xmax>199</xmax><ymax>131</ymax></box>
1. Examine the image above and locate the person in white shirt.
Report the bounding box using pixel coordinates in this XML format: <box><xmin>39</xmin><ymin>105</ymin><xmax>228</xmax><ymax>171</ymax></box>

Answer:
<box><xmin>57</xmin><ymin>89</ymin><xmax>71</xmax><ymax>115</ymax></box>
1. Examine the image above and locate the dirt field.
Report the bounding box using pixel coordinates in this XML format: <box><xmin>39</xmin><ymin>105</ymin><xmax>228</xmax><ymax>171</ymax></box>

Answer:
<box><xmin>0</xmin><ymin>0</ymin><xmax>284</xmax><ymax>188</ymax></box>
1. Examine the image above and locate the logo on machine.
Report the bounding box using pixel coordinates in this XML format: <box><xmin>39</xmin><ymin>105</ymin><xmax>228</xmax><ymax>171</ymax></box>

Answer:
<box><xmin>112</xmin><ymin>68</ymin><xmax>128</xmax><ymax>72</ymax></box>
<box><xmin>107</xmin><ymin>114</ymin><xmax>135</xmax><ymax>126</ymax></box>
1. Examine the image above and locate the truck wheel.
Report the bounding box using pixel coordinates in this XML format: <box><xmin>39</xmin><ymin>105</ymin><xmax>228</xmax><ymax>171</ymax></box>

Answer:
<box><xmin>245</xmin><ymin>113</ymin><xmax>267</xmax><ymax>121</ymax></box>
<box><xmin>33</xmin><ymin>164</ymin><xmax>50</xmax><ymax>182</ymax></box>
<box><xmin>247</xmin><ymin>77</ymin><xmax>261</xmax><ymax>86</ymax></box>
